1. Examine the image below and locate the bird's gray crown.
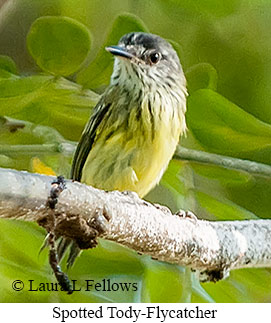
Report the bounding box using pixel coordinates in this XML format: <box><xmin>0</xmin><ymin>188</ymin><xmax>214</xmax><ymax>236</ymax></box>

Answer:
<box><xmin>119</xmin><ymin>32</ymin><xmax>169</xmax><ymax>51</ymax></box>
<box><xmin>118</xmin><ymin>32</ymin><xmax>181</xmax><ymax>71</ymax></box>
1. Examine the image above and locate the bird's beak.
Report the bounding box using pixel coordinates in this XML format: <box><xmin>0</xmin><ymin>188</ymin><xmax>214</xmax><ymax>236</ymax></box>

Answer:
<box><xmin>106</xmin><ymin>45</ymin><xmax>135</xmax><ymax>60</ymax></box>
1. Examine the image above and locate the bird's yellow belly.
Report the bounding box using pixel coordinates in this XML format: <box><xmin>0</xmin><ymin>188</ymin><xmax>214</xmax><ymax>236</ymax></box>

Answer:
<box><xmin>130</xmin><ymin>128</ymin><xmax>179</xmax><ymax>197</ymax></box>
<box><xmin>81</xmin><ymin>119</ymin><xmax>181</xmax><ymax>198</ymax></box>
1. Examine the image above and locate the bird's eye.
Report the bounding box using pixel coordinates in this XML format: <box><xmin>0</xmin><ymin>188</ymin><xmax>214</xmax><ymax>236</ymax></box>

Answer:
<box><xmin>149</xmin><ymin>52</ymin><xmax>161</xmax><ymax>64</ymax></box>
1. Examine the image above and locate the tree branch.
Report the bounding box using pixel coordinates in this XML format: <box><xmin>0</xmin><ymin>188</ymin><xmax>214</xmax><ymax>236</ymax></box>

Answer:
<box><xmin>0</xmin><ymin>116</ymin><xmax>75</xmax><ymax>156</ymax></box>
<box><xmin>0</xmin><ymin>167</ymin><xmax>271</xmax><ymax>282</ymax></box>
<box><xmin>2</xmin><ymin>115</ymin><xmax>271</xmax><ymax>178</ymax></box>
<box><xmin>176</xmin><ymin>146</ymin><xmax>271</xmax><ymax>177</ymax></box>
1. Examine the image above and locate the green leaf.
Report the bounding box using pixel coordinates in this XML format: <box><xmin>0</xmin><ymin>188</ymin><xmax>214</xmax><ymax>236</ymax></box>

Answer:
<box><xmin>187</xmin><ymin>89</ymin><xmax>271</xmax><ymax>164</ymax></box>
<box><xmin>195</xmin><ymin>190</ymin><xmax>258</xmax><ymax>220</ymax></box>
<box><xmin>0</xmin><ymin>75</ymin><xmax>99</xmax><ymax>141</ymax></box>
<box><xmin>186</xmin><ymin>63</ymin><xmax>218</xmax><ymax>93</ymax></box>
<box><xmin>141</xmin><ymin>259</ymin><xmax>184</xmax><ymax>302</ymax></box>
<box><xmin>76</xmin><ymin>13</ymin><xmax>148</xmax><ymax>89</ymax></box>
<box><xmin>203</xmin><ymin>268</ymin><xmax>271</xmax><ymax>302</ymax></box>
<box><xmin>0</xmin><ymin>75</ymin><xmax>52</xmax><ymax>98</ymax></box>
<box><xmin>27</xmin><ymin>16</ymin><xmax>91</xmax><ymax>76</ymax></box>
<box><xmin>0</xmin><ymin>55</ymin><xmax>18</xmax><ymax>75</ymax></box>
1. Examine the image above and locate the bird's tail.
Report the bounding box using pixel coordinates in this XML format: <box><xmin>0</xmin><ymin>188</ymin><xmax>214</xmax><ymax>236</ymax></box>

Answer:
<box><xmin>57</xmin><ymin>238</ymin><xmax>81</xmax><ymax>268</ymax></box>
<box><xmin>40</xmin><ymin>236</ymin><xmax>81</xmax><ymax>268</ymax></box>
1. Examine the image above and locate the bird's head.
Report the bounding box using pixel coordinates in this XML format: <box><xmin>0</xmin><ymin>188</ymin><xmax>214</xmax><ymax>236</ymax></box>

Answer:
<box><xmin>106</xmin><ymin>32</ymin><xmax>186</xmax><ymax>92</ymax></box>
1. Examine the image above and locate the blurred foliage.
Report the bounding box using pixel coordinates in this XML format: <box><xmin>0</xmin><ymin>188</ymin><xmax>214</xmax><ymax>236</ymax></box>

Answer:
<box><xmin>0</xmin><ymin>0</ymin><xmax>271</xmax><ymax>303</ymax></box>
<box><xmin>27</xmin><ymin>16</ymin><xmax>92</xmax><ymax>76</ymax></box>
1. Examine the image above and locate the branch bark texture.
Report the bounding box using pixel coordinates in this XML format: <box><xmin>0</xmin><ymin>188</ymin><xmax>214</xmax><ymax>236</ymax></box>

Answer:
<box><xmin>0</xmin><ymin>168</ymin><xmax>270</xmax><ymax>282</ymax></box>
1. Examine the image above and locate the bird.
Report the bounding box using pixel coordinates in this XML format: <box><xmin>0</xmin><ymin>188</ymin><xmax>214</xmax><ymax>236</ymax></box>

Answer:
<box><xmin>58</xmin><ymin>31</ymin><xmax>188</xmax><ymax>266</ymax></box>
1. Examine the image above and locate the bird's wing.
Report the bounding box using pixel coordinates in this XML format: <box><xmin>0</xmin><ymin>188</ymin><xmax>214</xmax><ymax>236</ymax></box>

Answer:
<box><xmin>71</xmin><ymin>99</ymin><xmax>111</xmax><ymax>181</ymax></box>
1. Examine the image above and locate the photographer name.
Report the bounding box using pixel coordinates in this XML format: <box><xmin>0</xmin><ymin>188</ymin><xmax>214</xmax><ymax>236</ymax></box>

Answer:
<box><xmin>28</xmin><ymin>279</ymin><xmax>138</xmax><ymax>292</ymax></box>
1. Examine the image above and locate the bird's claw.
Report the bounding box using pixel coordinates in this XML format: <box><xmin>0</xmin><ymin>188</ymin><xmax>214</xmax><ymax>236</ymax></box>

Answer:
<box><xmin>175</xmin><ymin>210</ymin><xmax>197</xmax><ymax>223</ymax></box>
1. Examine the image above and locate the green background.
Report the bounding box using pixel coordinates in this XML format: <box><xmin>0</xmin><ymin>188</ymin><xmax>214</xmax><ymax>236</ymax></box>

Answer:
<box><xmin>0</xmin><ymin>0</ymin><xmax>270</xmax><ymax>302</ymax></box>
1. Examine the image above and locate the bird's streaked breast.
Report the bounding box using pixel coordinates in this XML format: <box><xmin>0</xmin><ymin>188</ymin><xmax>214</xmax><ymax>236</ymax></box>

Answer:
<box><xmin>81</xmin><ymin>81</ymin><xmax>186</xmax><ymax>197</ymax></box>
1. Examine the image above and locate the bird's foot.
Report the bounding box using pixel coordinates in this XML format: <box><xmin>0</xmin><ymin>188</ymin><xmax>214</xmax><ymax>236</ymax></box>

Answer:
<box><xmin>175</xmin><ymin>210</ymin><xmax>197</xmax><ymax>223</ymax></box>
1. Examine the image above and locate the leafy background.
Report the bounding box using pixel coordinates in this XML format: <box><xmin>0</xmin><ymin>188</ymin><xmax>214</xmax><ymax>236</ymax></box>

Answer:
<box><xmin>0</xmin><ymin>0</ymin><xmax>270</xmax><ymax>302</ymax></box>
